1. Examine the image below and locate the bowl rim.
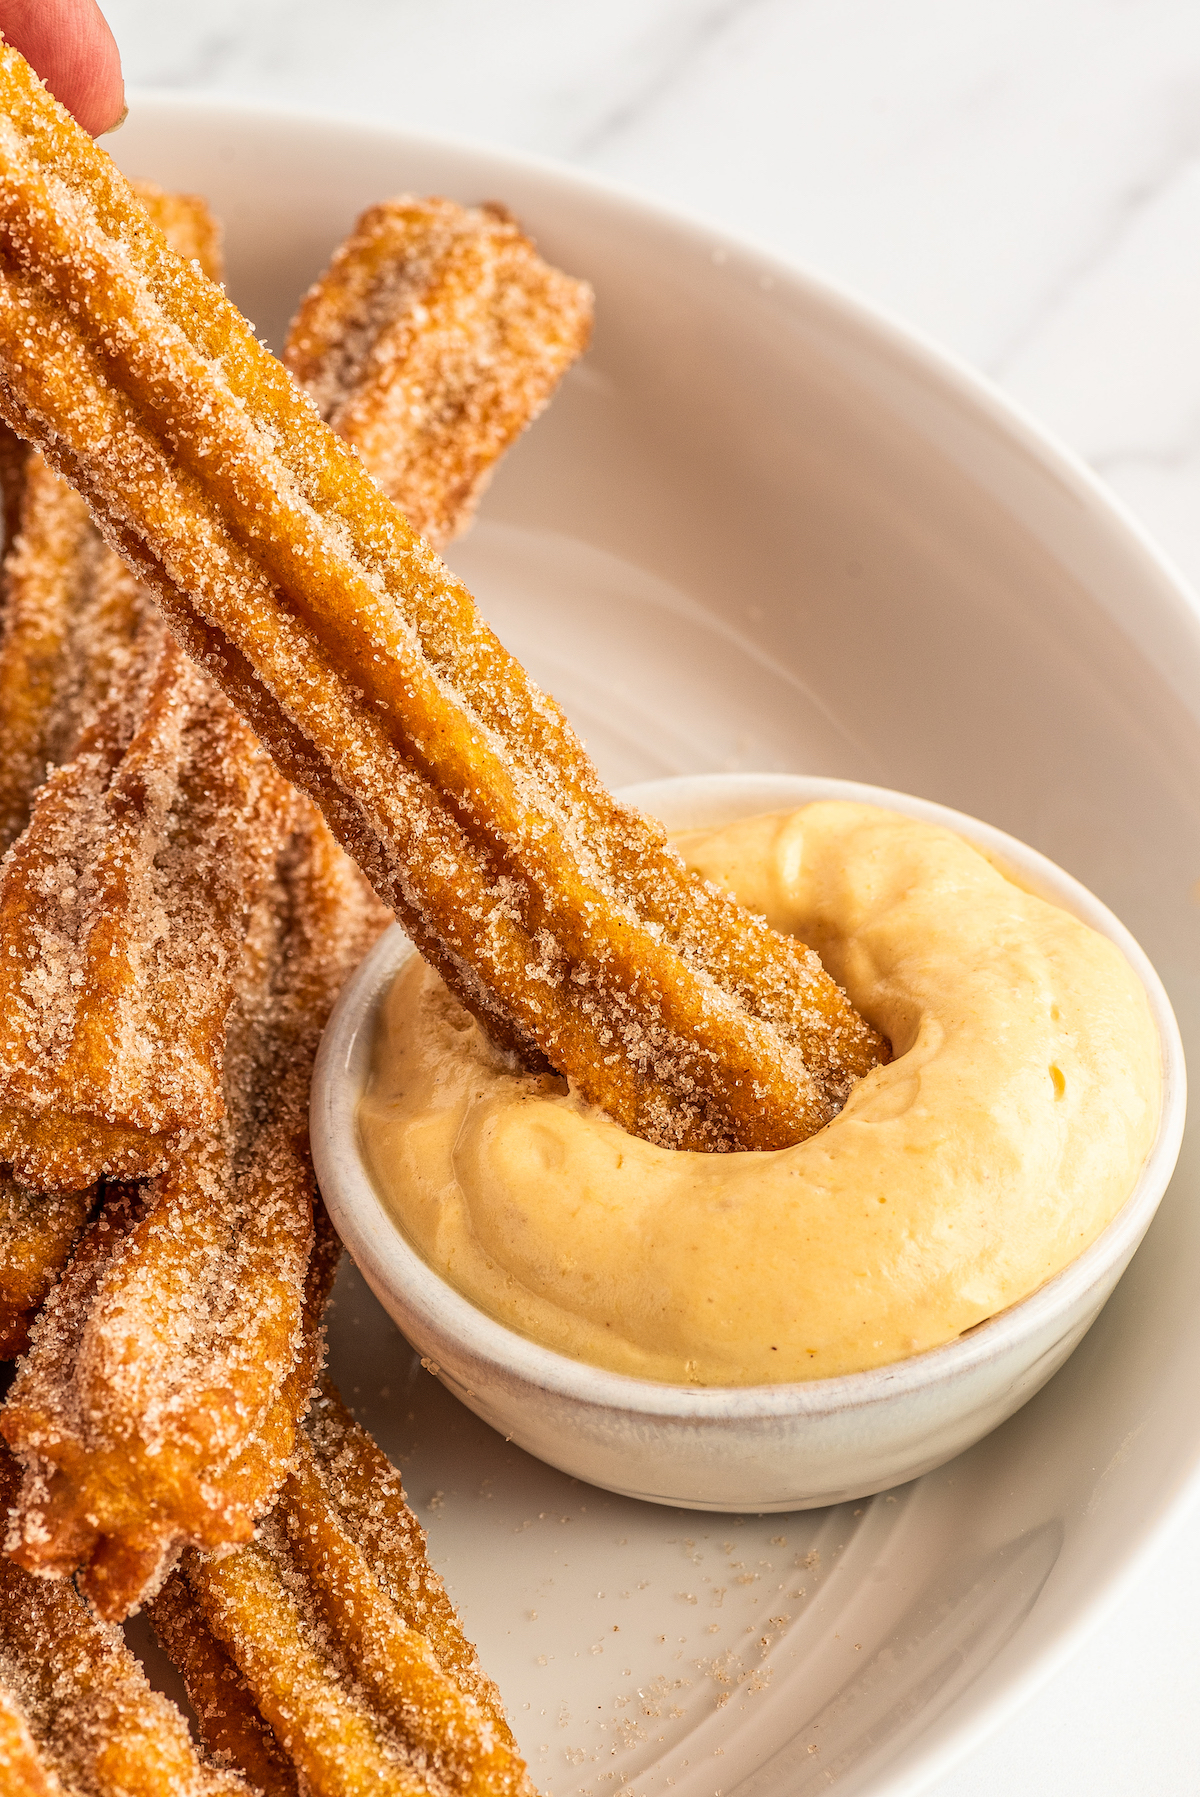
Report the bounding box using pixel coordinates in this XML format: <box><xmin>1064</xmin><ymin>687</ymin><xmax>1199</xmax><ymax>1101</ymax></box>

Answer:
<box><xmin>135</xmin><ymin>90</ymin><xmax>1193</xmax><ymax>1786</ymax></box>
<box><xmin>311</xmin><ymin>772</ymin><xmax>1186</xmax><ymax>1422</ymax></box>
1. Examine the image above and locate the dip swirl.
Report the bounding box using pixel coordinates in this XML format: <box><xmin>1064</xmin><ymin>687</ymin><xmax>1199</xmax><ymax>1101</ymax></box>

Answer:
<box><xmin>358</xmin><ymin>802</ymin><xmax>1161</xmax><ymax>1384</ymax></box>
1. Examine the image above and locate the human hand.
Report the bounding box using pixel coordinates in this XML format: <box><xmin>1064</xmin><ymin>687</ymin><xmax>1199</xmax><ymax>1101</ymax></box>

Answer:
<box><xmin>1</xmin><ymin>0</ymin><xmax>123</xmax><ymax>135</ymax></box>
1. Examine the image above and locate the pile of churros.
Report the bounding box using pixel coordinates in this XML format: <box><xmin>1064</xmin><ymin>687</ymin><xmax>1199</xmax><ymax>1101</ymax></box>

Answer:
<box><xmin>0</xmin><ymin>34</ymin><xmax>885</xmax><ymax>1793</ymax></box>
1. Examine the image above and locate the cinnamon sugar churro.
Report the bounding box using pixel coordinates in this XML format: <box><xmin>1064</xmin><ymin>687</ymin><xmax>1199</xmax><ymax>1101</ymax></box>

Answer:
<box><xmin>286</xmin><ymin>195</ymin><xmax>592</xmax><ymax>548</ymax></box>
<box><xmin>160</xmin><ymin>1384</ymin><xmax>532</xmax><ymax>1797</ymax></box>
<box><xmin>0</xmin><ymin>1447</ymin><xmax>247</xmax><ymax>1797</ymax></box>
<box><xmin>0</xmin><ymin>181</ymin><xmax>219</xmax><ymax>856</ymax></box>
<box><xmin>0</xmin><ymin>459</ymin><xmax>104</xmax><ymax>853</ymax></box>
<box><xmin>0</xmin><ymin>1171</ymin><xmax>93</xmax><ymax>1359</ymax></box>
<box><xmin>148</xmin><ymin>1577</ymin><xmax>300</xmax><ymax>1797</ymax></box>
<box><xmin>2</xmin><ymin>815</ymin><xmax>387</xmax><ymax>1618</ymax></box>
<box><xmin>0</xmin><ymin>179</ymin><xmax>258</xmax><ymax>1190</ymax></box>
<box><xmin>0</xmin><ymin>41</ymin><xmax>885</xmax><ymax>1152</ymax></box>
<box><xmin>0</xmin><ymin>628</ymin><xmax>297</xmax><ymax>1190</ymax></box>
<box><xmin>302</xmin><ymin>1380</ymin><xmax>514</xmax><ymax>1742</ymax></box>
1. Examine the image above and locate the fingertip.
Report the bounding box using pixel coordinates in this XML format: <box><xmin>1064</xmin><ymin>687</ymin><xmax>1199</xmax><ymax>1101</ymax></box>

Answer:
<box><xmin>3</xmin><ymin>0</ymin><xmax>125</xmax><ymax>137</ymax></box>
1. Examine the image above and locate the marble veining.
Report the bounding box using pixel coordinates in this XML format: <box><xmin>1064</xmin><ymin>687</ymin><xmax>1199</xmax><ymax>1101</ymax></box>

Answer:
<box><xmin>84</xmin><ymin>4</ymin><xmax>1200</xmax><ymax>1794</ymax></box>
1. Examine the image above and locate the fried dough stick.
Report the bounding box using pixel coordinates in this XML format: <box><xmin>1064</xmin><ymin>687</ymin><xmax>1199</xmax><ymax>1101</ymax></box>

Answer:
<box><xmin>0</xmin><ymin>627</ymin><xmax>298</xmax><ymax>1189</ymax></box>
<box><xmin>303</xmin><ymin>1380</ymin><xmax>515</xmax><ymax>1743</ymax></box>
<box><xmin>162</xmin><ymin>1407</ymin><xmax>534</xmax><ymax>1797</ymax></box>
<box><xmin>0</xmin><ymin>189</ymin><xmax>594</xmax><ymax>1195</ymax></box>
<box><xmin>0</xmin><ymin>1170</ymin><xmax>94</xmax><ymax>1358</ymax></box>
<box><xmin>0</xmin><ymin>165</ymin><xmax>573</xmax><ymax>1593</ymax></box>
<box><xmin>147</xmin><ymin>1579</ymin><xmax>299</xmax><ymax>1797</ymax></box>
<box><xmin>0</xmin><ymin>39</ymin><xmax>885</xmax><ymax>1154</ymax></box>
<box><xmin>0</xmin><ymin>169</ymin><xmax>215</xmax><ymax>571</ymax></box>
<box><xmin>0</xmin><ymin>185</ymin><xmax>275</xmax><ymax>1194</ymax></box>
<box><xmin>0</xmin><ymin>182</ymin><xmax>220</xmax><ymax>855</ymax></box>
<box><xmin>148</xmin><ymin>1383</ymin><xmax>531</xmax><ymax>1797</ymax></box>
<box><xmin>0</xmin><ymin>1449</ymin><xmax>248</xmax><ymax>1797</ymax></box>
<box><xmin>2</xmin><ymin>815</ymin><xmax>388</xmax><ymax>1619</ymax></box>
<box><xmin>0</xmin><ymin>443</ymin><xmax>143</xmax><ymax>861</ymax></box>
<box><xmin>286</xmin><ymin>195</ymin><xmax>593</xmax><ymax>548</ymax></box>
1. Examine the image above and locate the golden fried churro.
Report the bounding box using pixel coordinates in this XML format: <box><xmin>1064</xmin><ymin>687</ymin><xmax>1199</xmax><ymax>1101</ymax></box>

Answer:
<box><xmin>0</xmin><ymin>186</ymin><xmax>209</xmax><ymax>560</ymax></box>
<box><xmin>148</xmin><ymin>1577</ymin><xmax>299</xmax><ymax>1797</ymax></box>
<box><xmin>0</xmin><ymin>42</ymin><xmax>885</xmax><ymax>1151</ymax></box>
<box><xmin>303</xmin><ymin>1380</ymin><xmax>516</xmax><ymax>1746</ymax></box>
<box><xmin>286</xmin><ymin>195</ymin><xmax>592</xmax><ymax>548</ymax></box>
<box><xmin>0</xmin><ymin>188</ymin><xmax>586</xmax><ymax>1192</ymax></box>
<box><xmin>172</xmin><ymin>1395</ymin><xmax>533</xmax><ymax>1797</ymax></box>
<box><xmin>0</xmin><ymin>454</ymin><xmax>126</xmax><ymax>854</ymax></box>
<box><xmin>0</xmin><ymin>627</ymin><xmax>298</xmax><ymax>1189</ymax></box>
<box><xmin>0</xmin><ymin>180</ymin><xmax>257</xmax><ymax>1189</ymax></box>
<box><xmin>0</xmin><ymin>1170</ymin><xmax>94</xmax><ymax>1358</ymax></box>
<box><xmin>0</xmin><ymin>1448</ymin><xmax>247</xmax><ymax>1796</ymax></box>
<box><xmin>150</xmin><ymin>1384</ymin><xmax>535</xmax><ymax>1797</ymax></box>
<box><xmin>2</xmin><ymin>814</ymin><xmax>388</xmax><ymax>1618</ymax></box>
<box><xmin>0</xmin><ymin>180</ymin><xmax>220</xmax><ymax>855</ymax></box>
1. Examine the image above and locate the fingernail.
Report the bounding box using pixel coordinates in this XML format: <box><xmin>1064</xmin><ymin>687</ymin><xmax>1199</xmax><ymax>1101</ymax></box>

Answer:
<box><xmin>101</xmin><ymin>103</ymin><xmax>129</xmax><ymax>136</ymax></box>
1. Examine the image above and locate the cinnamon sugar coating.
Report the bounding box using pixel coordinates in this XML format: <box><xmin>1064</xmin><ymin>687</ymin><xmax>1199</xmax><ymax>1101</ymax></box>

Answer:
<box><xmin>302</xmin><ymin>1380</ymin><xmax>516</xmax><ymax>1746</ymax></box>
<box><xmin>171</xmin><ymin>1383</ymin><xmax>533</xmax><ymax>1797</ymax></box>
<box><xmin>0</xmin><ymin>181</ymin><xmax>221</xmax><ymax>856</ymax></box>
<box><xmin>1</xmin><ymin>815</ymin><xmax>388</xmax><ymax>1619</ymax></box>
<box><xmin>286</xmin><ymin>195</ymin><xmax>593</xmax><ymax>548</ymax></box>
<box><xmin>0</xmin><ymin>180</ymin><xmax>268</xmax><ymax>1189</ymax></box>
<box><xmin>148</xmin><ymin>1381</ymin><xmax>534</xmax><ymax>1796</ymax></box>
<box><xmin>0</xmin><ymin>43</ymin><xmax>884</xmax><ymax>1151</ymax></box>
<box><xmin>0</xmin><ymin>1170</ymin><xmax>94</xmax><ymax>1358</ymax></box>
<box><xmin>148</xmin><ymin>1576</ymin><xmax>300</xmax><ymax>1797</ymax></box>
<box><xmin>0</xmin><ymin>1447</ymin><xmax>247</xmax><ymax>1795</ymax></box>
<box><xmin>0</xmin><ymin>627</ymin><xmax>298</xmax><ymax>1189</ymax></box>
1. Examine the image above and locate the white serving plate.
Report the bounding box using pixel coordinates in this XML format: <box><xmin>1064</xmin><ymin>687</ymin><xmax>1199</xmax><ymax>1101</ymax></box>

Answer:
<box><xmin>113</xmin><ymin>95</ymin><xmax>1200</xmax><ymax>1797</ymax></box>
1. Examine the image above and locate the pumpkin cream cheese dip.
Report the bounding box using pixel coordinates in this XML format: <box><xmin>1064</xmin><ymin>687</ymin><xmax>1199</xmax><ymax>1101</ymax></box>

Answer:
<box><xmin>358</xmin><ymin>801</ymin><xmax>1161</xmax><ymax>1385</ymax></box>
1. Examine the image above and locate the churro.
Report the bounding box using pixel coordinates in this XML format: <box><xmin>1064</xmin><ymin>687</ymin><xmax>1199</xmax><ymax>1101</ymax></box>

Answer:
<box><xmin>0</xmin><ymin>181</ymin><xmax>220</xmax><ymax>856</ymax></box>
<box><xmin>148</xmin><ymin>1578</ymin><xmax>300</xmax><ymax>1797</ymax></box>
<box><xmin>149</xmin><ymin>1381</ymin><xmax>532</xmax><ymax>1796</ymax></box>
<box><xmin>0</xmin><ymin>182</ymin><xmax>263</xmax><ymax>1191</ymax></box>
<box><xmin>0</xmin><ymin>626</ymin><xmax>298</xmax><ymax>1189</ymax></box>
<box><xmin>302</xmin><ymin>1380</ymin><xmax>516</xmax><ymax>1743</ymax></box>
<box><xmin>286</xmin><ymin>195</ymin><xmax>592</xmax><ymax>548</ymax></box>
<box><xmin>0</xmin><ymin>41</ymin><xmax>885</xmax><ymax>1152</ymax></box>
<box><xmin>0</xmin><ymin>1447</ymin><xmax>247</xmax><ymax>1796</ymax></box>
<box><xmin>0</xmin><ymin>455</ymin><xmax>124</xmax><ymax>855</ymax></box>
<box><xmin>0</xmin><ymin>1171</ymin><xmax>93</xmax><ymax>1359</ymax></box>
<box><xmin>166</xmin><ymin>1384</ymin><xmax>533</xmax><ymax>1797</ymax></box>
<box><xmin>2</xmin><ymin>813</ymin><xmax>388</xmax><ymax>1618</ymax></box>
<box><xmin>0</xmin><ymin>147</ymin><xmax>578</xmax><ymax>1616</ymax></box>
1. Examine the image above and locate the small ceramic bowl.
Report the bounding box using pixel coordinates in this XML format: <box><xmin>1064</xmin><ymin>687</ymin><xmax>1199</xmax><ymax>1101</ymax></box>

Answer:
<box><xmin>311</xmin><ymin>772</ymin><xmax>1186</xmax><ymax>1512</ymax></box>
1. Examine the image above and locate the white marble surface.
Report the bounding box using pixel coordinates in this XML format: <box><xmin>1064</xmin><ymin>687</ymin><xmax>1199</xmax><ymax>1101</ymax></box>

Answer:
<box><xmin>98</xmin><ymin>2</ymin><xmax>1200</xmax><ymax>1791</ymax></box>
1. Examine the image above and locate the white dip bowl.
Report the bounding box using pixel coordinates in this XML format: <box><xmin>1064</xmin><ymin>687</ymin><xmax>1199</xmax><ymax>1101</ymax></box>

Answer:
<box><xmin>311</xmin><ymin>772</ymin><xmax>1185</xmax><ymax>1512</ymax></box>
